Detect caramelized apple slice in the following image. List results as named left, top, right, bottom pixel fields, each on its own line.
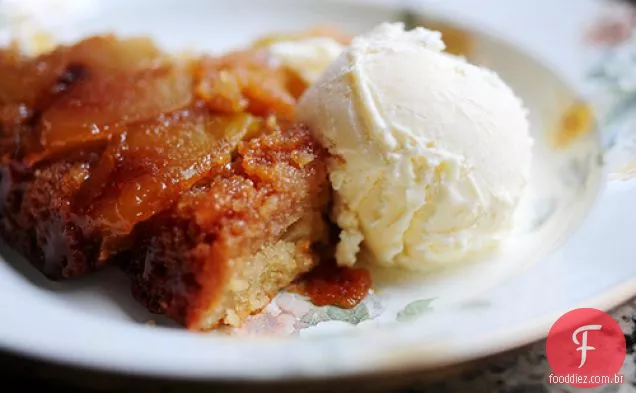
left=61, top=35, right=164, bottom=72
left=0, top=35, right=164, bottom=107
left=235, top=67, right=296, bottom=118
left=0, top=48, right=64, bottom=106
left=195, top=52, right=296, bottom=119
left=82, top=110, right=261, bottom=238
left=195, top=70, right=247, bottom=114
left=38, top=64, right=193, bottom=155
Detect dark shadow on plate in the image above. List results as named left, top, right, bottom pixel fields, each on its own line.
left=0, top=241, right=179, bottom=329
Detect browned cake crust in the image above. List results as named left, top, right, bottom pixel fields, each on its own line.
left=0, top=35, right=331, bottom=329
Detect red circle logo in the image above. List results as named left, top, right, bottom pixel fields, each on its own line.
left=546, top=308, right=626, bottom=388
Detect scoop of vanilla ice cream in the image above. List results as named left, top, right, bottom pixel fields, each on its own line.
left=297, top=22, right=533, bottom=271
left=268, top=37, right=344, bottom=84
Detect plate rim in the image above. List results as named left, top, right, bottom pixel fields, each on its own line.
left=0, top=0, right=633, bottom=382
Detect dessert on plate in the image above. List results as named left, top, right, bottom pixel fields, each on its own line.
left=0, top=22, right=532, bottom=331
left=0, top=33, right=341, bottom=330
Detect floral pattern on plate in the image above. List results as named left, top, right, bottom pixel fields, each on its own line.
left=583, top=2, right=636, bottom=180
left=227, top=291, right=385, bottom=336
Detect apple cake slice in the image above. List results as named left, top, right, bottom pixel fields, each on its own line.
left=123, top=122, right=329, bottom=329
left=0, top=34, right=331, bottom=329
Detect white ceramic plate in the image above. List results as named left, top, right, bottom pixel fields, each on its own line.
left=1, top=0, right=636, bottom=382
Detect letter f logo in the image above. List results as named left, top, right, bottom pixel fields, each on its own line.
left=572, top=324, right=603, bottom=368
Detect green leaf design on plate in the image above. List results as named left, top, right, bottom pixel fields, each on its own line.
left=605, top=94, right=636, bottom=126
left=326, top=304, right=370, bottom=325
left=587, top=65, right=607, bottom=80
left=300, top=303, right=371, bottom=327
left=396, top=299, right=435, bottom=322
left=325, top=306, right=351, bottom=322
left=299, top=308, right=331, bottom=327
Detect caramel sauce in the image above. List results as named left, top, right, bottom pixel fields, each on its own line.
left=552, top=101, right=594, bottom=148
left=291, top=260, right=372, bottom=309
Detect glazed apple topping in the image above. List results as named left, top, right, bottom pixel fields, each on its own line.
left=0, top=34, right=310, bottom=254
